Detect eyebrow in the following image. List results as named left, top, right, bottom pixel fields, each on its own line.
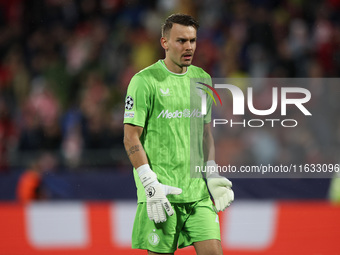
left=176, top=37, right=197, bottom=41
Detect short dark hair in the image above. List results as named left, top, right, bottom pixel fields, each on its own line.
left=161, top=14, right=199, bottom=37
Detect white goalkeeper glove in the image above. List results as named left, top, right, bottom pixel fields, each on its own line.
left=137, top=164, right=182, bottom=223
left=206, top=160, right=234, bottom=212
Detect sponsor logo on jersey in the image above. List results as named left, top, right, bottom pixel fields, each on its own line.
left=160, top=88, right=170, bottom=96
left=124, top=112, right=134, bottom=118
left=157, top=109, right=202, bottom=119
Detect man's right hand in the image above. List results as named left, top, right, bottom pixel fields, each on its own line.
left=137, top=164, right=182, bottom=223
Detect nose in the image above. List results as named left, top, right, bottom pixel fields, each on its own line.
left=185, top=41, right=192, bottom=50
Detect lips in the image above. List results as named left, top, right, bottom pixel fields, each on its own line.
left=183, top=53, right=192, bottom=60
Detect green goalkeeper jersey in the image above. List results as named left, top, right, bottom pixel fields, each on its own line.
left=124, top=60, right=213, bottom=203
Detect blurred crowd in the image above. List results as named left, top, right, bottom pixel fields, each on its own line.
left=0, top=0, right=340, bottom=173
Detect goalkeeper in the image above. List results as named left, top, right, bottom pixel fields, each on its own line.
left=123, top=13, right=234, bottom=255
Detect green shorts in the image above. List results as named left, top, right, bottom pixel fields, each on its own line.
left=131, top=197, right=221, bottom=253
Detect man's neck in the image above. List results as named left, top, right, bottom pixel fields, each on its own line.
left=163, top=58, right=187, bottom=74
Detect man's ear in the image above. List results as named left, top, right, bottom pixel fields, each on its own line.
left=160, top=37, right=168, bottom=51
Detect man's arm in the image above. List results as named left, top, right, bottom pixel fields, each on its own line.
left=123, top=123, right=182, bottom=223
left=203, top=123, right=234, bottom=212
left=123, top=123, right=148, bottom=169
left=203, top=123, right=215, bottom=162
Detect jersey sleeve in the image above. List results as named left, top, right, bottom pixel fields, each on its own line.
left=123, top=74, right=151, bottom=127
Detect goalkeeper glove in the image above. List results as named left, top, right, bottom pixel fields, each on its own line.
left=329, top=172, right=340, bottom=204
left=137, top=164, right=182, bottom=223
left=206, top=160, right=234, bottom=212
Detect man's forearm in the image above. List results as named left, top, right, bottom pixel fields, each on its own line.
left=124, top=139, right=149, bottom=169
left=123, top=124, right=149, bottom=169
left=203, top=124, right=215, bottom=162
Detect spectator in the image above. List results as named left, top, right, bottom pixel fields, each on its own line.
left=0, top=98, right=16, bottom=172
left=16, top=161, right=44, bottom=203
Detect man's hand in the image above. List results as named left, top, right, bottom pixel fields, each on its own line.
left=137, top=164, right=182, bottom=223
left=206, top=160, right=234, bottom=212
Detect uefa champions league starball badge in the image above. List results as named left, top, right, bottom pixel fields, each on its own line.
left=125, top=96, right=134, bottom=110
